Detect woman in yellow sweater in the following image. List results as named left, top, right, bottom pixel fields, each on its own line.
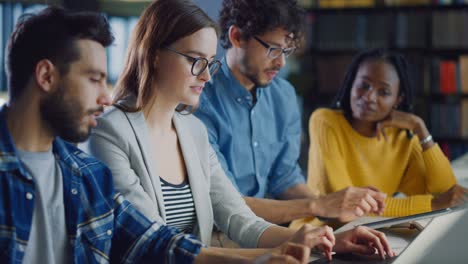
left=291, top=49, right=467, bottom=228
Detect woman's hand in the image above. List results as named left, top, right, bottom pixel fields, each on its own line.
left=288, top=224, right=335, bottom=260
left=334, top=226, right=395, bottom=260
left=432, top=184, right=468, bottom=210
left=376, top=110, right=428, bottom=140
left=254, top=242, right=311, bottom=264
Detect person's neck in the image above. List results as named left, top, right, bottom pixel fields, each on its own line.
left=226, top=49, right=255, bottom=92
left=349, top=117, right=377, bottom=137
left=143, top=95, right=177, bottom=136
left=6, top=95, right=54, bottom=152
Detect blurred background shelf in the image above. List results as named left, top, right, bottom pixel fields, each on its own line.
left=292, top=1, right=468, bottom=161
left=1, top=0, right=468, bottom=163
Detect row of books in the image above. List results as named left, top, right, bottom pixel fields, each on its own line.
left=309, top=54, right=468, bottom=97
left=432, top=11, right=468, bottom=48
left=440, top=142, right=468, bottom=161
left=309, top=11, right=468, bottom=50
left=430, top=101, right=468, bottom=138
left=432, top=57, right=468, bottom=94
left=313, top=14, right=387, bottom=50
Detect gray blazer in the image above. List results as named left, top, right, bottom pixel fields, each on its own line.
left=80, top=98, right=272, bottom=247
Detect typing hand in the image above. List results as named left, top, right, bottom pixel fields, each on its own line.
left=254, top=242, right=310, bottom=264
left=334, top=226, right=395, bottom=260
left=316, top=186, right=386, bottom=222
left=288, top=225, right=335, bottom=261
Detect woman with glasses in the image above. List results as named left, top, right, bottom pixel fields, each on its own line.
left=80, top=0, right=385, bottom=262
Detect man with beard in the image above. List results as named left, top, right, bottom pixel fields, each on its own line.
left=0, top=6, right=313, bottom=264
left=195, top=0, right=388, bottom=235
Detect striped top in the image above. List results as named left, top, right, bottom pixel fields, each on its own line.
left=160, top=177, right=197, bottom=234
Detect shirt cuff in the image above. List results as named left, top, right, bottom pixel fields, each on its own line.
left=383, top=195, right=433, bottom=217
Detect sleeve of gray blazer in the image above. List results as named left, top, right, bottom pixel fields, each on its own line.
left=79, top=114, right=163, bottom=223
left=207, top=143, right=274, bottom=248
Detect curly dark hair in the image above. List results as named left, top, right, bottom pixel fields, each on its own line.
left=332, top=49, right=414, bottom=138
left=219, top=0, right=305, bottom=49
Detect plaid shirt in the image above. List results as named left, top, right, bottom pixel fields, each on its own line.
left=0, top=106, right=203, bottom=264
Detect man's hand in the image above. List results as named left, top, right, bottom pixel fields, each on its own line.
left=432, top=184, right=468, bottom=211
left=334, top=226, right=395, bottom=260
left=313, top=187, right=386, bottom=222
left=253, top=242, right=310, bottom=264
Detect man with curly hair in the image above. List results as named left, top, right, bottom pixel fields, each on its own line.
left=195, top=0, right=387, bottom=230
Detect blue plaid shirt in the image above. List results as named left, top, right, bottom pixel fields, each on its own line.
left=195, top=58, right=305, bottom=198
left=0, top=106, right=203, bottom=264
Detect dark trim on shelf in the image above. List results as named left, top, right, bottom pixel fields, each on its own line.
left=307, top=4, right=468, bottom=14
left=306, top=48, right=468, bottom=56
left=434, top=137, right=468, bottom=143
left=420, top=94, right=468, bottom=100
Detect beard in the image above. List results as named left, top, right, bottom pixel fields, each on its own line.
left=40, top=84, right=92, bottom=143
left=241, top=55, right=279, bottom=88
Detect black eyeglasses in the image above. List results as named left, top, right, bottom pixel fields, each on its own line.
left=253, top=36, right=296, bottom=59
left=163, top=47, right=222, bottom=77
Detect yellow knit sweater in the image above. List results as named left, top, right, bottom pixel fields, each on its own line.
left=290, top=108, right=456, bottom=229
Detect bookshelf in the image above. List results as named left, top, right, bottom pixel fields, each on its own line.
left=292, top=2, right=468, bottom=160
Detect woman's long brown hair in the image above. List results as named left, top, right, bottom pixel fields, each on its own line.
left=113, top=0, right=218, bottom=112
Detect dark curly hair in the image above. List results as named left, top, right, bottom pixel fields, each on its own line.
left=219, top=0, right=305, bottom=49
left=332, top=49, right=414, bottom=138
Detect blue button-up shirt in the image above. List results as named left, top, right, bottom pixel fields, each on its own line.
left=195, top=58, right=305, bottom=198
left=0, top=106, right=202, bottom=264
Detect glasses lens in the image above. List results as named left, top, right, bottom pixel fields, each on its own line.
left=283, top=48, right=295, bottom=58
left=192, top=59, right=208, bottom=76
left=268, top=48, right=283, bottom=59
left=209, top=61, right=221, bottom=76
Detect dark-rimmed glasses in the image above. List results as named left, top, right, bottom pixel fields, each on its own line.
left=253, top=36, right=296, bottom=59
left=164, top=47, right=221, bottom=77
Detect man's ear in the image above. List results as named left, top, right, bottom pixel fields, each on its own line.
left=34, top=59, right=58, bottom=93
left=228, top=25, right=245, bottom=48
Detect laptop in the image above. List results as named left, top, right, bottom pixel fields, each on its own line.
left=393, top=208, right=468, bottom=264
left=310, top=207, right=468, bottom=264
left=359, top=204, right=466, bottom=230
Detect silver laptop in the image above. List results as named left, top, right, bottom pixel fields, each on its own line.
left=310, top=208, right=468, bottom=264
left=393, top=208, right=468, bottom=264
